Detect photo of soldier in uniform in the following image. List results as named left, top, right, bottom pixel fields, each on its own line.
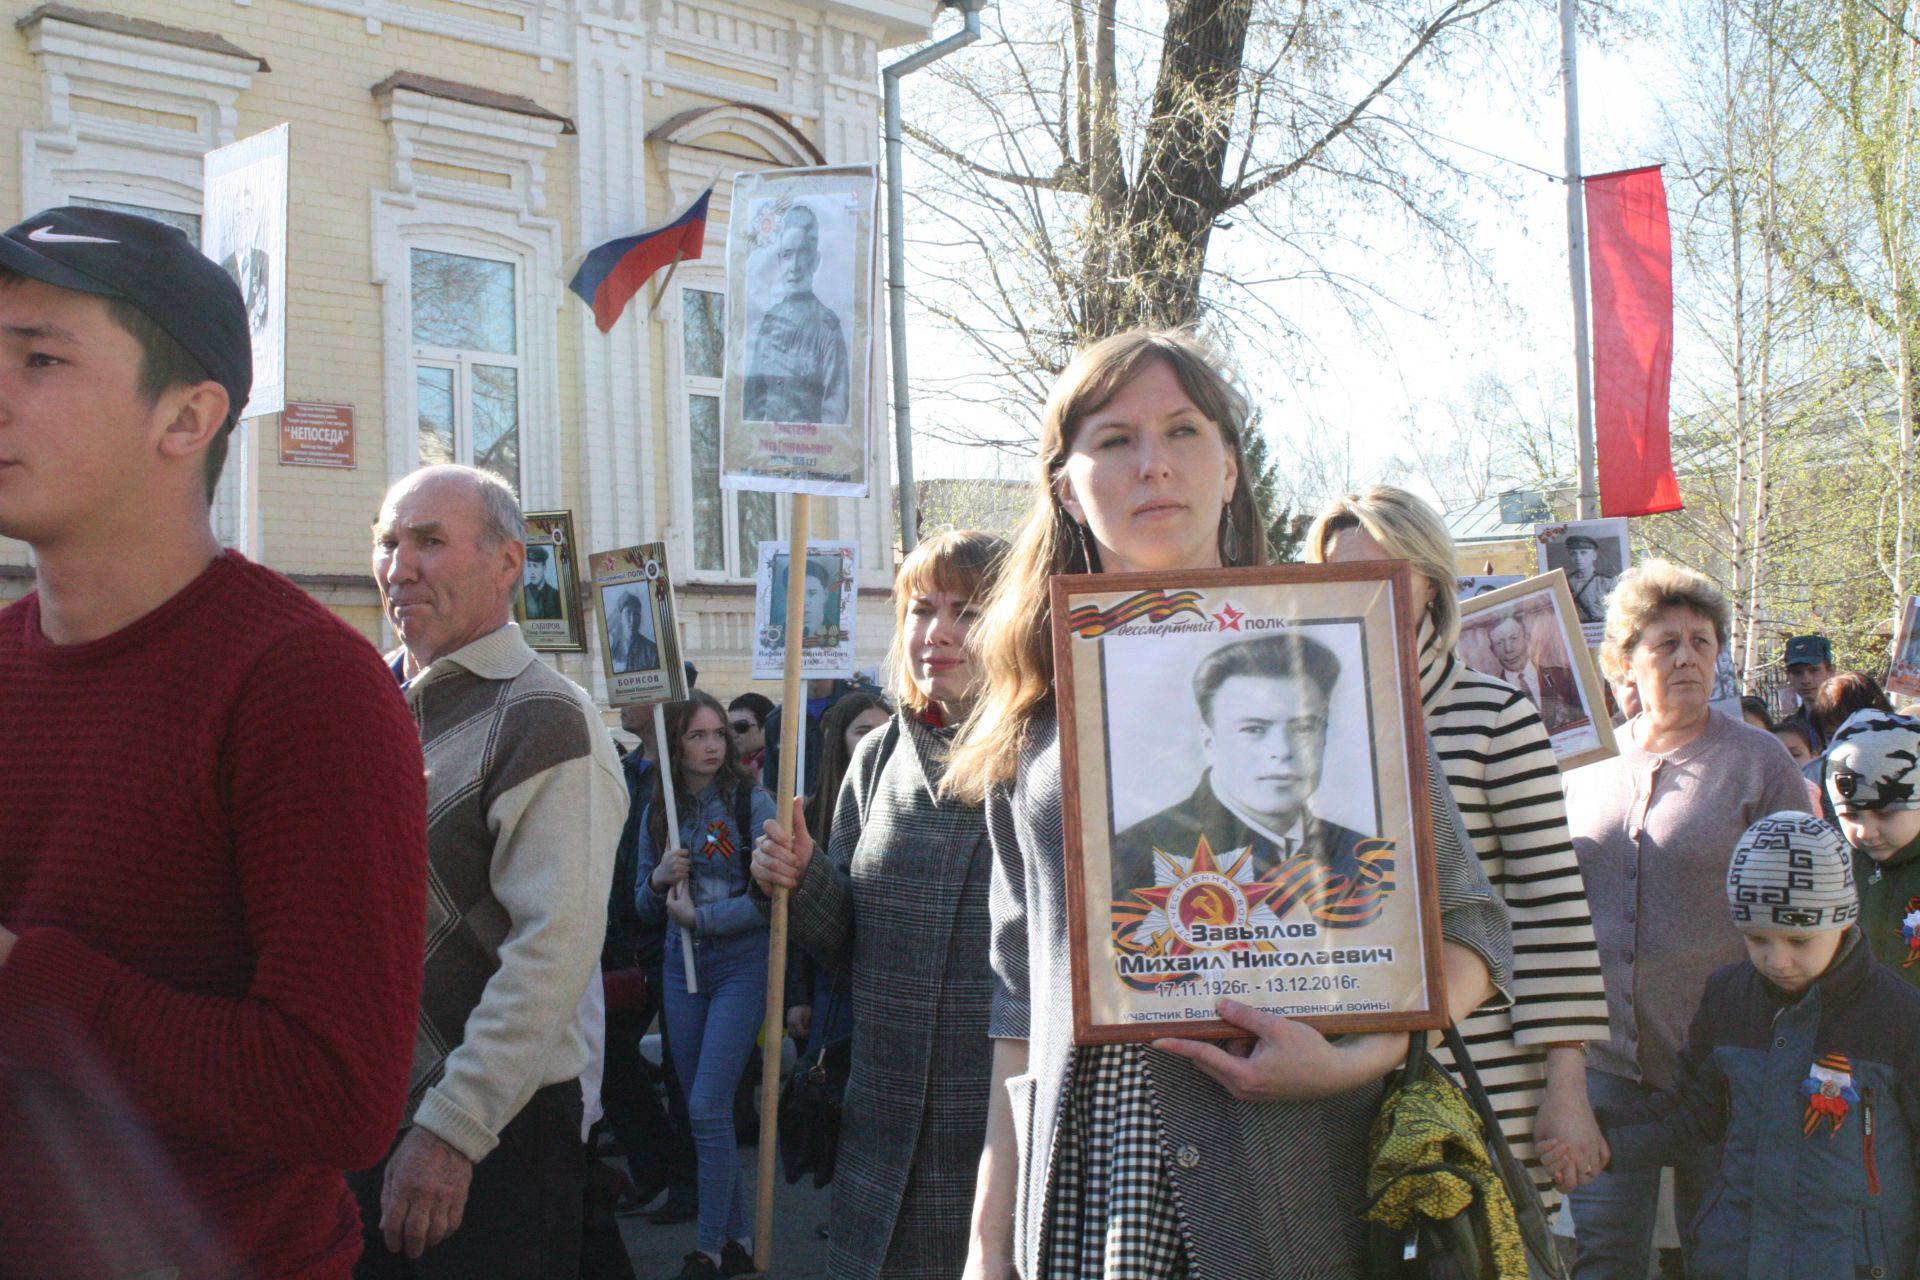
left=521, top=544, right=562, bottom=621
left=767, top=552, right=845, bottom=647
left=1536, top=519, right=1629, bottom=627
left=1111, top=631, right=1373, bottom=908
left=742, top=201, right=851, bottom=426
left=604, top=583, right=660, bottom=676
left=751, top=539, right=858, bottom=680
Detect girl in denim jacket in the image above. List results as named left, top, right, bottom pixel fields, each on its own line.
left=637, top=690, right=776, bottom=1280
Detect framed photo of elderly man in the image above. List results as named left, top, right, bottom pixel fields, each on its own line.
left=514, top=511, right=586, bottom=651
left=1053, top=563, right=1448, bottom=1045
left=720, top=165, right=878, bottom=498
left=1458, top=571, right=1619, bottom=771
left=590, top=542, right=688, bottom=707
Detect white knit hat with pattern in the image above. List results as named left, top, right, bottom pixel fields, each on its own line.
left=1726, top=812, right=1859, bottom=935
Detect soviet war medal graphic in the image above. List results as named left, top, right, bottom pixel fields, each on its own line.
left=1110, top=833, right=1397, bottom=991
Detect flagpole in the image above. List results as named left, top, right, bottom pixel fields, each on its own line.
left=755, top=491, right=810, bottom=1272
left=647, top=251, right=686, bottom=320
left=1562, top=0, right=1599, bottom=521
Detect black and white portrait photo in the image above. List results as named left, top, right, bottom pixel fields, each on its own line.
left=604, top=583, right=660, bottom=676
left=1459, top=572, right=1618, bottom=770
left=1536, top=519, right=1629, bottom=629
left=722, top=166, right=878, bottom=497
left=1053, top=566, right=1447, bottom=1043
left=741, top=200, right=851, bottom=427
left=521, top=544, right=562, bottom=621
left=1108, top=629, right=1377, bottom=907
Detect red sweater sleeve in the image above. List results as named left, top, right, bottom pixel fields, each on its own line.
left=0, top=623, right=428, bottom=1171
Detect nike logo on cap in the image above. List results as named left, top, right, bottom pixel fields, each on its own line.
left=26, top=226, right=119, bottom=244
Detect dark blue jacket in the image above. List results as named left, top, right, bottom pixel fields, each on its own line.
left=1599, top=931, right=1920, bottom=1280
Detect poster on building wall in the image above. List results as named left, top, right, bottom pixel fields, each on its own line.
left=720, top=165, right=878, bottom=498
left=591, top=542, right=689, bottom=707
left=203, top=124, right=288, bottom=420
left=752, top=540, right=857, bottom=680
left=516, top=511, right=587, bottom=652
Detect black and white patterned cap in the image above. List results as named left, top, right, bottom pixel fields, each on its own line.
left=1727, top=812, right=1859, bottom=935
left=1826, top=710, right=1920, bottom=813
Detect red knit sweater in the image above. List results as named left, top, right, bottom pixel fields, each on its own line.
left=0, top=552, right=428, bottom=1279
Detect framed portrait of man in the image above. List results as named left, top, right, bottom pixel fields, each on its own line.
left=590, top=543, right=687, bottom=707
left=514, top=511, right=586, bottom=651
left=1054, top=563, right=1447, bottom=1044
left=1890, top=597, right=1920, bottom=698
left=1458, top=571, right=1619, bottom=771
left=1534, top=518, right=1630, bottom=644
left=721, top=165, right=878, bottom=498
left=752, top=540, right=857, bottom=680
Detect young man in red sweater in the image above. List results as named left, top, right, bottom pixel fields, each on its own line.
left=0, top=207, right=429, bottom=1277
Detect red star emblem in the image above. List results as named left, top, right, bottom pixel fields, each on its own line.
left=1213, top=602, right=1245, bottom=631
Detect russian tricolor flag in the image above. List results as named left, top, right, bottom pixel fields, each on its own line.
left=568, top=187, right=712, bottom=333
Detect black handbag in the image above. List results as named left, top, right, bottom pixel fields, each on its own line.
left=1365, top=1024, right=1570, bottom=1280
left=777, top=983, right=850, bottom=1188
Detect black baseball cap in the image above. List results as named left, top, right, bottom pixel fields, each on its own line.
left=1784, top=634, right=1833, bottom=668
left=0, top=206, right=252, bottom=425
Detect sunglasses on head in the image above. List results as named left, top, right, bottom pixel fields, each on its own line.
left=730, top=719, right=756, bottom=733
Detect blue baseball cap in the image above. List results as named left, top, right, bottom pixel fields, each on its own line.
left=0, top=205, right=252, bottom=427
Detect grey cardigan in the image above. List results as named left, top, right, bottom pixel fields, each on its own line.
left=786, top=714, right=996, bottom=1280
left=987, top=712, right=1513, bottom=1280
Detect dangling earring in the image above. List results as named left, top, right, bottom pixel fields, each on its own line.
left=1220, top=506, right=1237, bottom=566
left=1075, top=520, right=1096, bottom=573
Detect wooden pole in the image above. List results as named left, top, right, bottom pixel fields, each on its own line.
left=653, top=700, right=697, bottom=994
left=755, top=491, right=810, bottom=1271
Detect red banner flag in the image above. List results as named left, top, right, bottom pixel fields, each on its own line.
left=1585, top=165, right=1681, bottom=518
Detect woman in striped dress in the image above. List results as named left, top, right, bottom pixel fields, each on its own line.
left=1308, top=485, right=1611, bottom=1205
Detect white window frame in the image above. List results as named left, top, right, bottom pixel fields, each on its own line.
left=407, top=244, right=527, bottom=491
left=665, top=270, right=786, bottom=584
left=372, top=86, right=564, bottom=505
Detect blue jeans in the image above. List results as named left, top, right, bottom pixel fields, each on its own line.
left=663, top=928, right=769, bottom=1255
left=1569, top=1069, right=1716, bottom=1280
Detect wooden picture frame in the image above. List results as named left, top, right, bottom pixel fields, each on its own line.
left=516, top=511, right=586, bottom=652
left=1053, top=562, right=1447, bottom=1045
left=589, top=542, right=687, bottom=707
left=1458, top=570, right=1620, bottom=772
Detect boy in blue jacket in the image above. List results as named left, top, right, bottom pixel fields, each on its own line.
left=1543, top=812, right=1920, bottom=1280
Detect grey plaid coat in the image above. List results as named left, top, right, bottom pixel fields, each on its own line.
left=989, top=712, right=1514, bottom=1280
left=787, top=713, right=995, bottom=1280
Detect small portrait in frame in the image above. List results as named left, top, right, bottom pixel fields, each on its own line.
left=1459, top=570, right=1619, bottom=771
left=515, top=511, right=586, bottom=651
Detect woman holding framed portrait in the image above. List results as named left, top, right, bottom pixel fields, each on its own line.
left=1305, top=486, right=1611, bottom=1208
left=942, top=330, right=1514, bottom=1280
left=752, top=530, right=1009, bottom=1280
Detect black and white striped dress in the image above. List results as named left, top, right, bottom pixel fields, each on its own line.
left=1420, top=624, right=1610, bottom=1205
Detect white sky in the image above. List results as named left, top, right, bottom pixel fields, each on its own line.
left=894, top=11, right=1680, bottom=504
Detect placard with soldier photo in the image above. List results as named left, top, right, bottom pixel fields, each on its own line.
left=203, top=124, right=288, bottom=420
left=590, top=543, right=688, bottom=707
left=752, top=540, right=857, bottom=680
left=515, top=511, right=585, bottom=651
left=1891, top=597, right=1920, bottom=698
left=720, top=165, right=878, bottom=498
left=1535, top=518, right=1630, bottom=645
left=1054, top=563, right=1446, bottom=1044
left=1458, top=571, right=1618, bottom=771
left=1456, top=574, right=1522, bottom=601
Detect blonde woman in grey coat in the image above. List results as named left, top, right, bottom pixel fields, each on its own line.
left=752, top=530, right=1007, bottom=1280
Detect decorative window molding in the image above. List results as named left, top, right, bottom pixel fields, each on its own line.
left=286, top=0, right=572, bottom=70
left=371, top=75, right=565, bottom=507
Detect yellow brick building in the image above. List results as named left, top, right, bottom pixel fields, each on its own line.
left=0, top=0, right=936, bottom=703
